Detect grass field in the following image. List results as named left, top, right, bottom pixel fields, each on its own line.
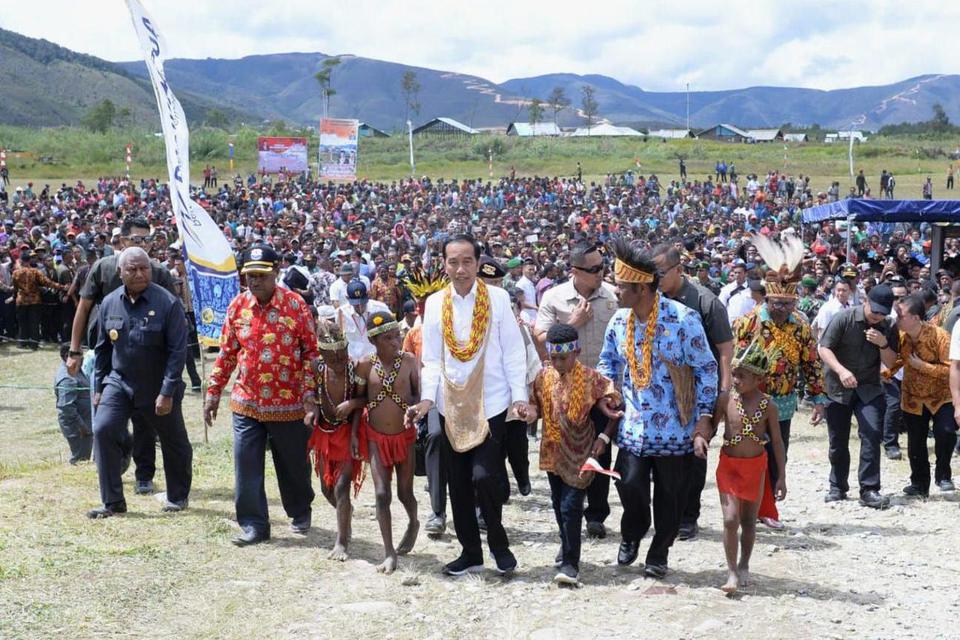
left=4, top=342, right=960, bottom=639
left=2, top=125, right=960, bottom=196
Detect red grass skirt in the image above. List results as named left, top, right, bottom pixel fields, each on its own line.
left=365, top=420, right=416, bottom=468
left=716, top=449, right=780, bottom=520
left=307, top=420, right=368, bottom=497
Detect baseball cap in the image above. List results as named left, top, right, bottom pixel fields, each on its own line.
left=346, top=280, right=368, bottom=305
left=867, top=284, right=895, bottom=316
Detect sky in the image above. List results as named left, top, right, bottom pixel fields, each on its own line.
left=1, top=0, right=957, bottom=92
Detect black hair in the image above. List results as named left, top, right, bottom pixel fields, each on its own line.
left=650, top=243, right=681, bottom=264
left=918, top=284, right=938, bottom=305
left=569, top=241, right=598, bottom=266
left=610, top=236, right=659, bottom=290
left=365, top=310, right=397, bottom=331
left=546, top=323, right=579, bottom=345
left=442, top=233, right=481, bottom=260
left=59, top=342, right=71, bottom=361
left=899, top=293, right=926, bottom=318
left=120, top=216, right=150, bottom=235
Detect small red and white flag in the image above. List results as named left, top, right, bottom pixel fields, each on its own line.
left=580, top=457, right=621, bottom=481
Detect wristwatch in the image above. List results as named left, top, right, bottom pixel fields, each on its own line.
left=68, top=350, right=83, bottom=357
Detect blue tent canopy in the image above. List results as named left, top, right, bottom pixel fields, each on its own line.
left=802, top=199, right=960, bottom=224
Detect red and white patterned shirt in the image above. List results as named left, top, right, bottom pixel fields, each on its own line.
left=207, top=287, right=318, bottom=422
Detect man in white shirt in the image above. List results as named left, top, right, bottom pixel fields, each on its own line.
left=408, top=234, right=530, bottom=577
left=727, top=279, right=764, bottom=325
left=515, top=258, right=539, bottom=325
left=329, top=262, right=370, bottom=308
left=337, top=280, right=389, bottom=361
left=718, top=260, right=748, bottom=307
left=812, top=280, right=852, bottom=341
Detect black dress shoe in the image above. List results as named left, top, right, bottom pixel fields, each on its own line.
left=617, top=540, right=640, bottom=566
left=517, top=480, right=532, bottom=496
left=291, top=513, right=311, bottom=535
left=87, top=503, right=127, bottom=519
left=586, top=521, right=606, bottom=539
left=232, top=528, right=270, bottom=546
left=677, top=521, right=699, bottom=541
left=902, top=484, right=929, bottom=498
left=859, top=490, right=890, bottom=509
left=824, top=488, right=846, bottom=503
left=643, top=563, right=668, bottom=579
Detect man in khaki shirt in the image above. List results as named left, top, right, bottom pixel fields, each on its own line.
left=535, top=241, right=618, bottom=538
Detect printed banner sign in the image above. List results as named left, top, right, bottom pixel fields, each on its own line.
left=126, top=0, right=239, bottom=347
left=319, top=118, right=359, bottom=180
left=257, top=136, right=308, bottom=174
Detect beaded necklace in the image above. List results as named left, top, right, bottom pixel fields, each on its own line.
left=318, top=360, right=354, bottom=429
left=723, top=394, right=768, bottom=447
left=368, top=352, right=408, bottom=412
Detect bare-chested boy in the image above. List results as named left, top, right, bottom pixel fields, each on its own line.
left=694, top=340, right=786, bottom=594
left=355, top=311, right=420, bottom=574
left=307, top=320, right=368, bottom=561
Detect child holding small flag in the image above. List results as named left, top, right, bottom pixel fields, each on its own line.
left=523, top=323, right=622, bottom=585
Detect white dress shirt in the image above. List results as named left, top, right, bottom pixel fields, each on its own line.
left=515, top=275, right=538, bottom=325
left=719, top=279, right=747, bottom=307
left=726, top=289, right=756, bottom=325
left=329, top=275, right=370, bottom=307
left=337, top=299, right=390, bottom=361
left=812, top=297, right=848, bottom=338
left=421, top=281, right=528, bottom=419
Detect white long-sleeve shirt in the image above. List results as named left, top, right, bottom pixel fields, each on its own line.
left=420, top=281, right=528, bottom=419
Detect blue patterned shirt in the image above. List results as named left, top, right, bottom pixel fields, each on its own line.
left=598, top=297, right=718, bottom=457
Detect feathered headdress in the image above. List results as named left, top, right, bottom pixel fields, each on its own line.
left=750, top=233, right=805, bottom=299
left=731, top=335, right=769, bottom=376
left=403, top=264, right=449, bottom=304
left=317, top=319, right=347, bottom=352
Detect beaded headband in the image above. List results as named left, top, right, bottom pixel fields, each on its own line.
left=731, top=336, right=768, bottom=376
left=367, top=319, right=400, bottom=338
left=546, top=340, right=580, bottom=354
left=614, top=258, right=655, bottom=284
left=318, top=339, right=348, bottom=351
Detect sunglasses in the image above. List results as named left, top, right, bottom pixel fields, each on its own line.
left=125, top=235, right=153, bottom=245
left=768, top=299, right=796, bottom=309
left=573, top=264, right=604, bottom=275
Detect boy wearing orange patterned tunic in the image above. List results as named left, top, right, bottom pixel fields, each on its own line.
left=307, top=320, right=368, bottom=561
left=523, top=323, right=622, bottom=585
left=356, top=311, right=420, bottom=574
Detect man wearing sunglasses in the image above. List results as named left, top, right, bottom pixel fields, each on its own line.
left=66, top=215, right=180, bottom=496
left=535, top=241, right=619, bottom=538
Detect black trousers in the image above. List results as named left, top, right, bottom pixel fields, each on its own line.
left=184, top=311, right=202, bottom=387
left=15, top=303, right=40, bottom=349
left=503, top=419, right=529, bottom=492
left=93, top=383, right=192, bottom=507
left=825, top=395, right=884, bottom=495
left=440, top=410, right=510, bottom=561
left=548, top=472, right=586, bottom=571
left=584, top=406, right=611, bottom=525
left=882, top=379, right=903, bottom=451
left=232, top=413, right=314, bottom=535
left=424, top=408, right=447, bottom=516
left=614, top=449, right=688, bottom=566
left=903, top=404, right=957, bottom=492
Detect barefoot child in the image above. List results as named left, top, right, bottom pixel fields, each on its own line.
left=356, top=311, right=420, bottom=574
left=694, top=340, right=786, bottom=594
left=524, top=323, right=623, bottom=586
left=307, top=320, right=368, bottom=561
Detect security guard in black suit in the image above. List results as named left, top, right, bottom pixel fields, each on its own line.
left=88, top=247, right=193, bottom=518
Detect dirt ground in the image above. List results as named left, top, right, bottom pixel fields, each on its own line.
left=2, top=344, right=959, bottom=639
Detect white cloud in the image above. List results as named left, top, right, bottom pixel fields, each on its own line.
left=0, top=0, right=955, bottom=92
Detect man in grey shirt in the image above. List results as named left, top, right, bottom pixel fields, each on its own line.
left=818, top=284, right=898, bottom=509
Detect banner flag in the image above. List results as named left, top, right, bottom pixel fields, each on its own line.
left=257, top=136, right=308, bottom=174
left=126, top=0, right=239, bottom=347
left=319, top=118, right=359, bottom=180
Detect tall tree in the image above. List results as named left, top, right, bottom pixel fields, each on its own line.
left=400, top=70, right=422, bottom=126
left=81, top=99, right=117, bottom=134
left=932, top=103, right=951, bottom=133
left=547, top=87, right=570, bottom=126
left=528, top=98, right=544, bottom=127
left=580, top=85, right=599, bottom=133
left=314, top=56, right=342, bottom=119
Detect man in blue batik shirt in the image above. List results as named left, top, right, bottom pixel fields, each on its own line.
left=598, top=239, right=718, bottom=579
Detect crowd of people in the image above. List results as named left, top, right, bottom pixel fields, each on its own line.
left=3, top=162, right=960, bottom=590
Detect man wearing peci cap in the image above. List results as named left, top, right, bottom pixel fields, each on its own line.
left=205, top=245, right=320, bottom=546
left=818, top=284, right=899, bottom=509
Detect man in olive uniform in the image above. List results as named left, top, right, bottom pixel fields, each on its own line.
left=87, top=247, right=192, bottom=518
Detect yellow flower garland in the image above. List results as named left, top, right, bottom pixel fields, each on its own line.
left=625, top=293, right=660, bottom=390
left=442, top=279, right=491, bottom=362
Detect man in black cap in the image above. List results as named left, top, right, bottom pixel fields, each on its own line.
left=478, top=255, right=507, bottom=287
left=205, top=244, right=319, bottom=545
left=337, top=280, right=389, bottom=361
left=818, top=284, right=899, bottom=509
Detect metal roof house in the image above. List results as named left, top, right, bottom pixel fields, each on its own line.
left=784, top=133, right=809, bottom=143
left=568, top=123, right=644, bottom=137
left=696, top=123, right=750, bottom=142
left=411, top=117, right=479, bottom=137
left=358, top=122, right=390, bottom=138
left=506, top=122, right=562, bottom=137
left=745, top=128, right=784, bottom=142
left=648, top=128, right=694, bottom=139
